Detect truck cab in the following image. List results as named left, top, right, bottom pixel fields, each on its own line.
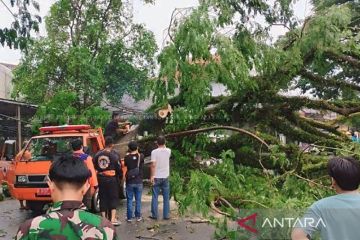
left=6, top=125, right=107, bottom=212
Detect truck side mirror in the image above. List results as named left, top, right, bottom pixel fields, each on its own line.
left=4, top=142, right=15, bottom=161
left=5, top=153, right=14, bottom=161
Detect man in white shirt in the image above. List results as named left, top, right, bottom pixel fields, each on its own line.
left=149, top=136, right=171, bottom=220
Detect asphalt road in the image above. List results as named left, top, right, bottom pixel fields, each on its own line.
left=0, top=192, right=215, bottom=240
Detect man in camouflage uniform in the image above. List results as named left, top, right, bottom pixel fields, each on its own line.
left=15, top=154, right=118, bottom=240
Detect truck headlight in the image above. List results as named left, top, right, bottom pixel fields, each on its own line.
left=17, top=175, right=27, bottom=183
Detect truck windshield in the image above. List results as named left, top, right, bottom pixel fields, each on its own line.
left=23, top=137, right=82, bottom=161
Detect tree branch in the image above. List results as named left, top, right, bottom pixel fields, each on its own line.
left=277, top=95, right=360, bottom=116
left=286, top=112, right=342, bottom=142
left=270, top=116, right=340, bottom=147
left=218, top=197, right=237, bottom=212
left=326, top=50, right=360, bottom=69
left=292, top=173, right=331, bottom=189
left=138, top=126, right=269, bottom=148
left=299, top=116, right=347, bottom=139
left=210, top=201, right=231, bottom=216
left=300, top=68, right=360, bottom=92
left=164, top=126, right=269, bottom=148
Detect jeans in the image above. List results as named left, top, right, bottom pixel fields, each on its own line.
left=126, top=183, right=143, bottom=219
left=151, top=178, right=170, bottom=219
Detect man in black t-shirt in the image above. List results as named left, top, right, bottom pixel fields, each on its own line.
left=104, top=113, right=129, bottom=140
left=93, top=137, right=123, bottom=226
left=124, top=141, right=144, bottom=222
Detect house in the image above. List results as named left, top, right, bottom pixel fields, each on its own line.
left=0, top=63, right=16, bottom=99
left=0, top=63, right=37, bottom=150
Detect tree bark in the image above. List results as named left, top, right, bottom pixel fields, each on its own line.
left=139, top=126, right=270, bottom=148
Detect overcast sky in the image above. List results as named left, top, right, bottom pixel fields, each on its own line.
left=0, top=0, right=311, bottom=64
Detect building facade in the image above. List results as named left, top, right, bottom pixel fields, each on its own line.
left=0, top=63, right=16, bottom=99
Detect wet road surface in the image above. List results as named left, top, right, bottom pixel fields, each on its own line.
left=0, top=192, right=215, bottom=240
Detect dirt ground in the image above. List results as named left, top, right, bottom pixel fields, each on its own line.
left=0, top=190, right=215, bottom=240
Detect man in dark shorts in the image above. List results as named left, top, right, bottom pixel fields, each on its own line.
left=104, top=112, right=129, bottom=140
left=93, top=136, right=123, bottom=226
left=15, top=154, right=118, bottom=239
left=124, top=141, right=144, bottom=222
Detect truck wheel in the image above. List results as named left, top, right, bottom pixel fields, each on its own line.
left=119, top=179, right=126, bottom=199
left=26, top=201, right=47, bottom=213
left=92, top=188, right=100, bottom=213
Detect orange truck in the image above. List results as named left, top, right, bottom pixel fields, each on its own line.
left=1, top=125, right=126, bottom=212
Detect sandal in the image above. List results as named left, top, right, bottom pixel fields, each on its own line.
left=112, top=221, right=121, bottom=226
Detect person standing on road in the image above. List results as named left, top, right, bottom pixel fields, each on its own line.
left=93, top=136, right=123, bottom=226
left=292, top=156, right=360, bottom=240
left=71, top=139, right=98, bottom=210
left=124, top=141, right=144, bottom=222
left=15, top=154, right=118, bottom=240
left=149, top=136, right=171, bottom=220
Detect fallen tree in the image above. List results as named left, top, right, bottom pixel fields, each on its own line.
left=150, top=0, right=360, bottom=169
left=147, top=0, right=360, bottom=238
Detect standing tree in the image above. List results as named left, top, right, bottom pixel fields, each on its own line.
left=12, top=0, right=157, bottom=126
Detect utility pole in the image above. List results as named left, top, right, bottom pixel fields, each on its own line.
left=16, top=105, right=21, bottom=152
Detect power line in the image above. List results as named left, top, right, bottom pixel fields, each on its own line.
left=0, top=113, right=31, bottom=124
left=0, top=0, right=17, bottom=19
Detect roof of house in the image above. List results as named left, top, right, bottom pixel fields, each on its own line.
left=0, top=63, right=17, bottom=71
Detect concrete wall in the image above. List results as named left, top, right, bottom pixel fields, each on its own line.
left=0, top=64, right=13, bottom=99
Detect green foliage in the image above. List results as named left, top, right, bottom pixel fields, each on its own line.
left=269, top=145, right=290, bottom=169
left=165, top=108, right=199, bottom=132
left=177, top=170, right=222, bottom=216
left=199, top=0, right=295, bottom=29
left=12, top=0, right=157, bottom=109
left=33, top=91, right=78, bottom=129
left=171, top=147, right=333, bottom=239
left=154, top=6, right=262, bottom=125
left=1, top=182, right=10, bottom=198
left=32, top=91, right=110, bottom=132
left=298, top=4, right=352, bottom=54
left=170, top=149, right=193, bottom=173
left=0, top=0, right=41, bottom=50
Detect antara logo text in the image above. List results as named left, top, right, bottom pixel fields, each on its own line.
left=237, top=213, right=326, bottom=233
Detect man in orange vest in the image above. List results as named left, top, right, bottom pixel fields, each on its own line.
left=71, top=139, right=98, bottom=210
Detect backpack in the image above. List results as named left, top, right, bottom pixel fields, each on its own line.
left=126, top=153, right=141, bottom=180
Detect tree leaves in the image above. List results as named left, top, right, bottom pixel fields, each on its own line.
left=0, top=0, right=41, bottom=50
left=13, top=0, right=157, bottom=108
left=155, top=2, right=360, bottom=239
left=32, top=91, right=110, bottom=131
